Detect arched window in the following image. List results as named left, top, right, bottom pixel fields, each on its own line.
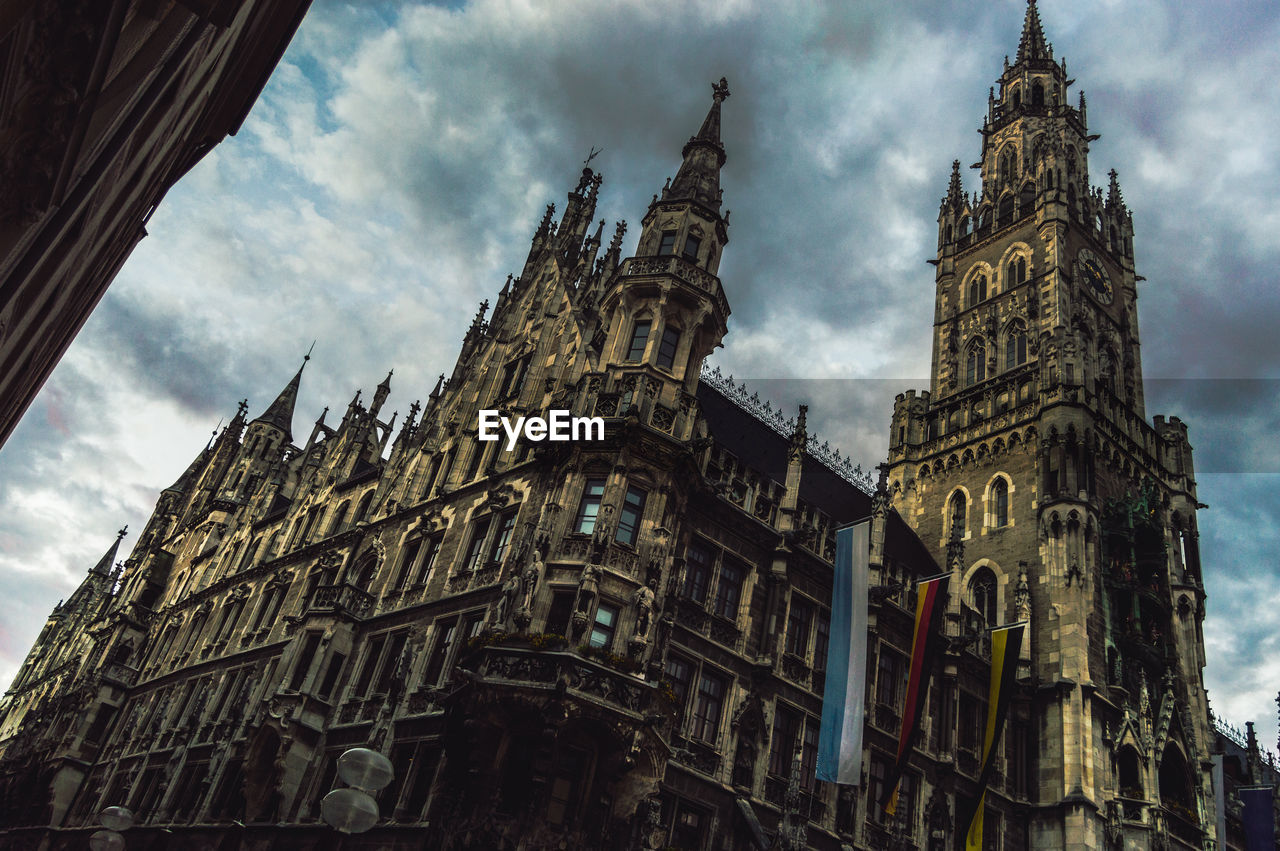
left=1019, top=181, right=1036, bottom=213
left=998, top=194, right=1014, bottom=226
left=949, top=491, right=967, bottom=539
left=1032, top=82, right=1045, bottom=108
left=1006, top=323, right=1027, bottom=369
left=968, top=275, right=987, bottom=307
left=328, top=501, right=350, bottom=536
left=966, top=339, right=987, bottom=386
left=968, top=567, right=998, bottom=623
left=991, top=478, right=1009, bottom=527
left=354, top=491, right=375, bottom=525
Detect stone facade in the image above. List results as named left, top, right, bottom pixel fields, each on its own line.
left=885, top=4, right=1214, bottom=850
left=0, top=0, right=314, bottom=450
left=0, top=4, right=1220, bottom=851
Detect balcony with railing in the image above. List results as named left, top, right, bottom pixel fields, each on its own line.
left=308, top=583, right=374, bottom=619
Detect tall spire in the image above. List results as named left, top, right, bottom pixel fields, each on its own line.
left=89, top=527, right=128, bottom=576
left=254, top=352, right=309, bottom=441
left=1016, top=0, right=1049, bottom=64
left=665, top=77, right=730, bottom=210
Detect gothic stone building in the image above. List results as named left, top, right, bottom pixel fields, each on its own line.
left=0, top=4, right=1217, bottom=851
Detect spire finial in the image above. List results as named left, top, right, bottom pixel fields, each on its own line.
left=584, top=146, right=601, bottom=167
left=117, top=526, right=128, bottom=541
left=712, top=76, right=730, bottom=103
left=1016, top=0, right=1049, bottom=64
left=305, top=340, right=315, bottom=363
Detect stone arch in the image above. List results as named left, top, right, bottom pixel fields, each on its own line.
left=945, top=486, right=972, bottom=541
left=962, top=559, right=1005, bottom=625
left=984, top=473, right=1014, bottom=529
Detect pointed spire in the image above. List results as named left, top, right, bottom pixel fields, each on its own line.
left=666, top=77, right=730, bottom=210
left=254, top=353, right=310, bottom=441
left=90, top=527, right=127, bottom=576
left=371, top=369, right=393, bottom=418
left=1107, top=169, right=1125, bottom=208
left=430, top=374, right=445, bottom=400
left=1016, top=0, right=1049, bottom=64
left=946, top=159, right=964, bottom=208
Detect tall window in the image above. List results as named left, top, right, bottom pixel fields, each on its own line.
left=683, top=543, right=712, bottom=603
left=768, top=705, right=800, bottom=776
left=656, top=326, right=681, bottom=370
left=354, top=490, right=375, bottom=524
left=1005, top=324, right=1027, bottom=369
left=392, top=538, right=423, bottom=591
left=615, top=485, right=646, bottom=546
left=992, top=478, right=1010, bottom=528
left=876, top=646, right=904, bottom=709
left=422, top=621, right=457, bottom=687
left=574, top=479, right=606, bottom=534
left=665, top=656, right=694, bottom=726
left=968, top=275, right=987, bottom=307
left=498, top=355, right=530, bottom=399
left=589, top=602, right=619, bottom=650
left=488, top=510, right=518, bottom=564
left=413, top=536, right=442, bottom=586
left=464, top=517, right=493, bottom=571
left=966, top=339, right=987, bottom=385
left=969, top=567, right=998, bottom=624
left=949, top=491, right=967, bottom=538
left=711, top=560, right=743, bottom=620
left=657, top=231, right=676, bottom=255
left=682, top=233, right=701, bottom=261
left=1007, top=255, right=1027, bottom=286
left=689, top=671, right=726, bottom=743
left=626, top=320, right=651, bottom=361
left=813, top=612, right=830, bottom=672
left=785, top=598, right=813, bottom=657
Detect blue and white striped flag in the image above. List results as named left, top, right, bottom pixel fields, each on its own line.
left=816, top=520, right=870, bottom=784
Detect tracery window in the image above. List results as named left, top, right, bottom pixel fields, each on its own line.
left=966, top=339, right=987, bottom=386
left=969, top=566, right=998, bottom=624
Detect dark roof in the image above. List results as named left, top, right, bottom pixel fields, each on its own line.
left=696, top=380, right=938, bottom=573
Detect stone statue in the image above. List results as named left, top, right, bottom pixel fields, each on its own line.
left=632, top=579, right=656, bottom=638
left=496, top=573, right=521, bottom=626
left=521, top=550, right=544, bottom=610
left=576, top=565, right=600, bottom=614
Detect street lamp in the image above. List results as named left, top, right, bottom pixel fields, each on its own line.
left=320, top=747, right=394, bottom=834
left=89, top=805, right=134, bottom=849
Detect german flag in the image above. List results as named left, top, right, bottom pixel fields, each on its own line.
left=880, top=573, right=949, bottom=815
left=958, top=622, right=1026, bottom=851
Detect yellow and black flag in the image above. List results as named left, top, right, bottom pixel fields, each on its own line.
left=957, top=622, right=1025, bottom=851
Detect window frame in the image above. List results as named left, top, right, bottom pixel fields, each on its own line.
left=588, top=601, right=620, bottom=650
left=574, top=478, right=606, bottom=535
left=626, top=319, right=651, bottom=361
left=614, top=485, right=647, bottom=547
left=656, top=325, right=681, bottom=370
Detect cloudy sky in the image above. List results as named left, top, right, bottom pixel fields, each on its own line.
left=3, top=0, right=1280, bottom=751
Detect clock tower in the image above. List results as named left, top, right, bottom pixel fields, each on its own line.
left=886, top=2, right=1214, bottom=848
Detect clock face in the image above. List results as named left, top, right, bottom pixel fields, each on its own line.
left=1076, top=250, right=1113, bottom=305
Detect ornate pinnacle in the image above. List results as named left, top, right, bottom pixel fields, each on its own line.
left=712, top=76, right=730, bottom=103
left=947, top=159, right=964, bottom=207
